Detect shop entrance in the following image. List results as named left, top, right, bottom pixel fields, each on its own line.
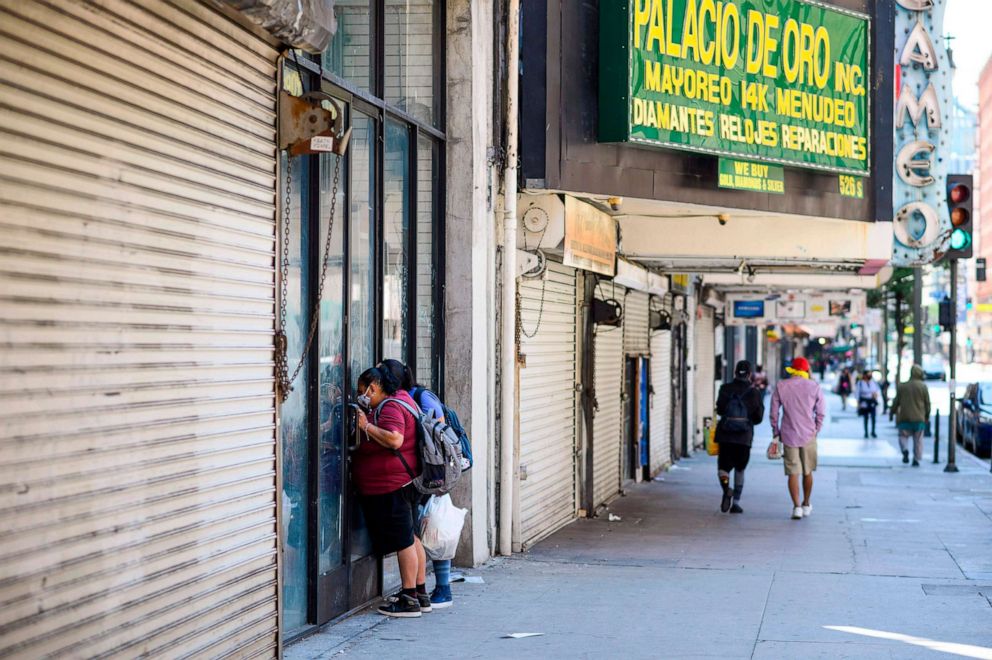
left=623, top=357, right=650, bottom=483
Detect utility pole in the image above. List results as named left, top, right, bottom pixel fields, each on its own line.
left=946, top=259, right=959, bottom=473
left=913, top=267, right=924, bottom=366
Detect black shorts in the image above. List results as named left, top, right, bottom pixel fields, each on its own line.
left=718, top=442, right=751, bottom=473
left=359, top=483, right=420, bottom=556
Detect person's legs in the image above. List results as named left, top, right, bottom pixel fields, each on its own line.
left=899, top=428, right=910, bottom=463
left=717, top=450, right=733, bottom=512
left=913, top=430, right=924, bottom=464
left=870, top=409, right=877, bottom=437
left=788, top=474, right=801, bottom=507
left=863, top=410, right=869, bottom=437
left=802, top=473, right=813, bottom=506
left=414, top=536, right=427, bottom=587
left=397, top=543, right=418, bottom=589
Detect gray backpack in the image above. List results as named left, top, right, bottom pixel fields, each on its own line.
left=374, top=398, right=463, bottom=495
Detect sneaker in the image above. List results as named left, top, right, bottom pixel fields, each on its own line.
left=792, top=506, right=803, bottom=520
left=871, top=432, right=878, bottom=439
left=902, top=450, right=909, bottom=464
left=721, top=488, right=733, bottom=513
left=417, top=592, right=433, bottom=613
left=377, top=594, right=422, bottom=618
left=912, top=459, right=920, bottom=467
left=430, top=585, right=453, bottom=609
left=802, top=504, right=812, bottom=517
left=730, top=503, right=744, bottom=514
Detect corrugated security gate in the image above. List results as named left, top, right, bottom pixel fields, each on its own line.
left=517, top=263, right=579, bottom=547
left=592, top=289, right=625, bottom=509
left=623, top=290, right=650, bottom=355
left=649, top=329, right=673, bottom=476
left=0, top=2, right=280, bottom=657
left=693, top=306, right=717, bottom=451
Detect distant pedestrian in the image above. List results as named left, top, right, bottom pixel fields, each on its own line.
left=751, top=364, right=769, bottom=399
left=769, top=357, right=826, bottom=520
left=835, top=368, right=853, bottom=411
left=890, top=365, right=931, bottom=467
left=715, top=361, right=765, bottom=514
left=818, top=359, right=827, bottom=381
left=855, top=371, right=880, bottom=439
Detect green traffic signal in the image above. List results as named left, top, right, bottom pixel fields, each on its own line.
left=950, top=228, right=971, bottom=251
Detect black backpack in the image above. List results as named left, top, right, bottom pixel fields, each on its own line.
left=722, top=391, right=752, bottom=434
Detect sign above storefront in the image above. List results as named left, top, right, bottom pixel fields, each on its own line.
left=563, top=197, right=617, bottom=276
left=718, top=158, right=784, bottom=194
left=725, top=292, right=866, bottom=326
left=599, top=0, right=870, bottom=175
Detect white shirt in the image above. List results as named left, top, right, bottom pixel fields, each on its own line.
left=855, top=380, right=881, bottom=400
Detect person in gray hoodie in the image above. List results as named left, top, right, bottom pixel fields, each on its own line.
left=890, top=365, right=931, bottom=467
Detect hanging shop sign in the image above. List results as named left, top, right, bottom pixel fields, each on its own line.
left=890, top=0, right=953, bottom=266
left=563, top=196, right=617, bottom=276
left=718, top=158, right=784, bottom=193
left=725, top=292, right=866, bottom=325
left=599, top=0, right=870, bottom=175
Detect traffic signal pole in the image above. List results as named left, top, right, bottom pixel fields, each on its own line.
left=946, top=258, right=959, bottom=473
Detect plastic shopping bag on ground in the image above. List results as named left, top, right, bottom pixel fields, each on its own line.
left=419, top=493, right=467, bottom=561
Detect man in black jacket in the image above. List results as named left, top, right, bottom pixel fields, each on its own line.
left=715, top=360, right=765, bottom=513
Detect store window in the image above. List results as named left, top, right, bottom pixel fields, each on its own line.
left=384, top=0, right=438, bottom=125
left=279, top=0, right=445, bottom=636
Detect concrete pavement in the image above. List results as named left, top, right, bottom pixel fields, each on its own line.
left=288, top=385, right=992, bottom=659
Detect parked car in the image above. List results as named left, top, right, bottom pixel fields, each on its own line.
left=957, top=383, right=992, bottom=458
left=921, top=355, right=947, bottom=381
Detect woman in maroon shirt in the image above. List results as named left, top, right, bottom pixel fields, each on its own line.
left=353, top=367, right=428, bottom=618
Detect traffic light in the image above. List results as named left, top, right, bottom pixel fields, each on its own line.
left=938, top=298, right=953, bottom=329
left=945, top=174, right=973, bottom=259
left=978, top=257, right=987, bottom=282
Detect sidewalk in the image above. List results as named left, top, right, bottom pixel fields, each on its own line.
left=288, top=387, right=992, bottom=659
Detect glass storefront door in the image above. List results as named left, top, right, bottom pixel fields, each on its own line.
left=280, top=0, right=444, bottom=635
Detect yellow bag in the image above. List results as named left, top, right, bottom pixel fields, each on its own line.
left=707, top=426, right=719, bottom=456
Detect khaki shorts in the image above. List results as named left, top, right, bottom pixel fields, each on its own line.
left=783, top=439, right=817, bottom=476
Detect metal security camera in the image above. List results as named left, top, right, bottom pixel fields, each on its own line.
left=717, top=213, right=730, bottom=226
left=608, top=197, right=623, bottom=212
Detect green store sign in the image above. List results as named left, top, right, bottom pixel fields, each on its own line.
left=599, top=0, right=870, bottom=175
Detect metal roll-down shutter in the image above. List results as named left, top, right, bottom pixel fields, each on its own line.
left=592, top=290, right=625, bottom=509
left=0, top=1, right=280, bottom=657
left=517, top=263, right=579, bottom=548
left=649, top=330, right=673, bottom=476
left=623, top=290, right=650, bottom=355
left=693, top=306, right=717, bottom=451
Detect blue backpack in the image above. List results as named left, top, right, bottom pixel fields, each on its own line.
left=412, top=388, right=473, bottom=471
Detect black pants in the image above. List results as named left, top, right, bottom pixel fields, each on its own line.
left=861, top=403, right=877, bottom=436
left=717, top=443, right=751, bottom=501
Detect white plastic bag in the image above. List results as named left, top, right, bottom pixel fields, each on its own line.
left=419, top=494, right=467, bottom=561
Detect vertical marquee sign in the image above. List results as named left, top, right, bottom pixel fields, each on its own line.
left=890, top=0, right=953, bottom=266
left=599, top=0, right=871, bottom=175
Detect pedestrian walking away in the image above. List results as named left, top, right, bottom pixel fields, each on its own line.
left=715, top=361, right=765, bottom=514
left=855, top=370, right=881, bottom=438
left=890, top=365, right=932, bottom=467
left=769, top=357, right=826, bottom=520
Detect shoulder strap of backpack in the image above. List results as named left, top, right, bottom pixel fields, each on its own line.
left=373, top=397, right=421, bottom=481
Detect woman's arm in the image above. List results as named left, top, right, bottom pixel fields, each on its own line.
left=356, top=410, right=405, bottom=450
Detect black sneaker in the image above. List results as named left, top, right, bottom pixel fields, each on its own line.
left=902, top=450, right=909, bottom=464
left=417, top=592, right=433, bottom=613
left=721, top=488, right=733, bottom=513
left=912, top=459, right=920, bottom=467
left=377, top=594, right=422, bottom=618
left=730, top=503, right=744, bottom=514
